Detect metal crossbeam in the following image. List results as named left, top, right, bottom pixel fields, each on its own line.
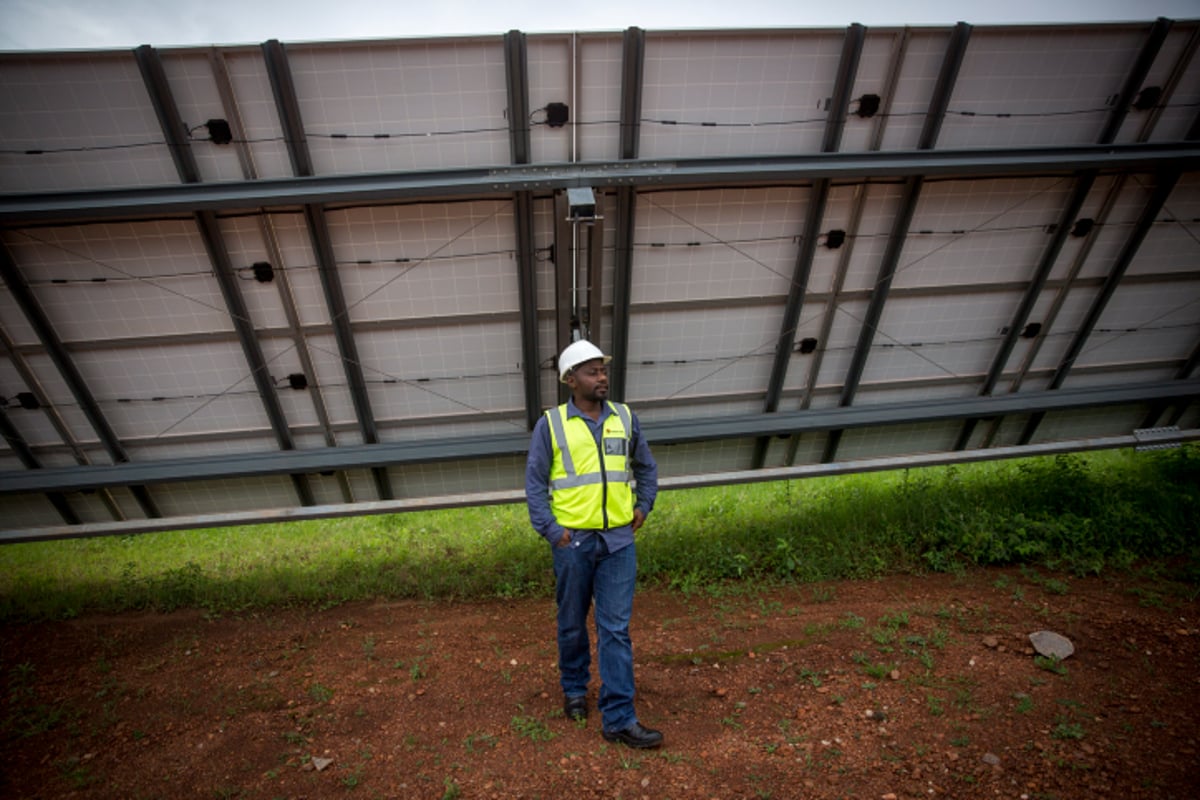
left=3, top=379, right=1195, bottom=496
left=5, top=144, right=1196, bottom=224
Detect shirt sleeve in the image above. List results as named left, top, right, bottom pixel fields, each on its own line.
left=525, top=415, right=567, bottom=545
left=629, top=410, right=658, bottom=516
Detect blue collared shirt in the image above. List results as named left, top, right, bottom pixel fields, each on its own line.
left=525, top=397, right=658, bottom=551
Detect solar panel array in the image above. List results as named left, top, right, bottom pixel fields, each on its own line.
left=1, top=18, right=1198, bottom=541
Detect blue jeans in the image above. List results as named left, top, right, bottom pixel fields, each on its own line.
left=552, top=532, right=638, bottom=733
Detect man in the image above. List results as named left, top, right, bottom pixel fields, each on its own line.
left=524, top=339, right=663, bottom=749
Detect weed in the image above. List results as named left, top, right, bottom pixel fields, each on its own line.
left=510, top=715, right=555, bottom=742
left=810, top=585, right=836, bottom=603
left=1052, top=721, right=1085, bottom=740
left=463, top=732, right=497, bottom=753
left=838, top=613, right=866, bottom=630
left=307, top=683, right=334, bottom=703
left=618, top=752, right=644, bottom=769
left=1034, top=655, right=1069, bottom=676
left=870, top=628, right=897, bottom=647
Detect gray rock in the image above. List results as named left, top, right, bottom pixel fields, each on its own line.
left=982, top=752, right=1001, bottom=766
left=1029, top=630, right=1074, bottom=660
left=312, top=756, right=334, bottom=772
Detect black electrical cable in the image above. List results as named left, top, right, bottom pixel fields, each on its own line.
left=10, top=99, right=1198, bottom=157
left=311, top=126, right=509, bottom=140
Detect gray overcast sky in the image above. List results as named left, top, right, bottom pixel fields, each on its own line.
left=1, top=0, right=1197, bottom=50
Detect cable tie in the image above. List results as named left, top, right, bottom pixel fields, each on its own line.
left=701, top=121, right=716, bottom=127
left=662, top=119, right=677, bottom=125
left=331, top=133, right=348, bottom=139
left=394, top=258, right=410, bottom=263
left=25, top=149, right=44, bottom=155
left=374, top=133, right=390, bottom=139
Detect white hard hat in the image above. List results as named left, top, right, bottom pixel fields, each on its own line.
left=558, top=340, right=611, bottom=383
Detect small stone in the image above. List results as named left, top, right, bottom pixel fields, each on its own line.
left=888, top=669, right=900, bottom=680
left=312, top=756, right=334, bottom=772
left=982, top=752, right=1001, bottom=766
left=982, top=636, right=999, bottom=649
left=1029, top=630, right=1074, bottom=660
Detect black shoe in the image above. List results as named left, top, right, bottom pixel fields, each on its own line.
left=564, top=695, right=587, bottom=721
left=602, top=722, right=663, bottom=749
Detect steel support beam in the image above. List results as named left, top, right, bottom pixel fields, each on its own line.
left=0, top=244, right=160, bottom=517
left=755, top=23, right=866, bottom=468
left=0, top=404, right=79, bottom=524
left=952, top=171, right=1098, bottom=449
left=136, top=43, right=315, bottom=506
left=1097, top=17, right=1173, bottom=145
left=514, top=190, right=541, bottom=426
left=209, top=46, right=354, bottom=503
left=553, top=190, right=574, bottom=384
left=1019, top=168, right=1183, bottom=444
left=1142, top=336, right=1200, bottom=428
left=5, top=144, right=1198, bottom=224
left=262, top=38, right=393, bottom=500
left=504, top=30, right=532, bottom=166
left=3, top=378, right=1195, bottom=497
left=786, top=27, right=910, bottom=467
left=0, top=321, right=124, bottom=521
left=609, top=26, right=645, bottom=402
left=822, top=21, right=972, bottom=462
left=503, top=30, right=543, bottom=428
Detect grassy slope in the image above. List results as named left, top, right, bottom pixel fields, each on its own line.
left=1, top=448, right=1197, bottom=621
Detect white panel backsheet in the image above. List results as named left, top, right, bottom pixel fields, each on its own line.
left=0, top=53, right=179, bottom=192
left=639, top=32, right=841, bottom=159
left=286, top=41, right=510, bottom=174
left=1, top=19, right=1196, bottom=534
left=939, top=27, right=1146, bottom=150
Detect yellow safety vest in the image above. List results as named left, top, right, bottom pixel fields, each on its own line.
left=546, top=401, right=635, bottom=530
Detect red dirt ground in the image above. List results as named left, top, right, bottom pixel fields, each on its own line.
left=3, top=566, right=1198, bottom=799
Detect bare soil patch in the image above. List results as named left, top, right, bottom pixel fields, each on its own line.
left=3, top=567, right=1198, bottom=799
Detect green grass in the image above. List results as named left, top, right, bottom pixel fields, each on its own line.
left=1, top=447, right=1198, bottom=621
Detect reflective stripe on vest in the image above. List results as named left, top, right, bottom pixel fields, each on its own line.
left=546, top=401, right=634, bottom=530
